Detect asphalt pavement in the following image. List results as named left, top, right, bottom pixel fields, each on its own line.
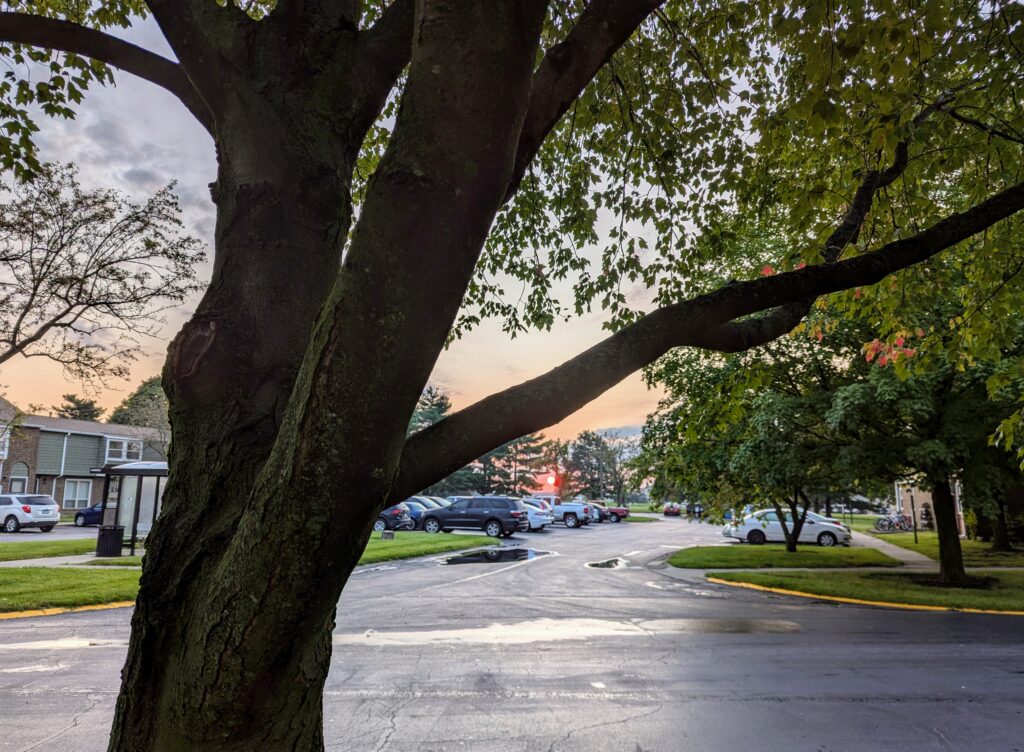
left=1, top=517, right=1022, bottom=751
left=0, top=523, right=97, bottom=543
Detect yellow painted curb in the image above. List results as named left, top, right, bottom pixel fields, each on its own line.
left=705, top=577, right=1024, bottom=616
left=0, top=601, right=135, bottom=621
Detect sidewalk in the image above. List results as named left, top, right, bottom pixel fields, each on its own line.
left=0, top=554, right=138, bottom=569
left=849, top=530, right=935, bottom=568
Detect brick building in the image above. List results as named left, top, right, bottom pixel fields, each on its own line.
left=0, top=397, right=164, bottom=510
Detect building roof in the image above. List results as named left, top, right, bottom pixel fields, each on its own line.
left=103, top=461, right=168, bottom=476
left=18, top=413, right=160, bottom=439
left=0, top=397, right=161, bottom=439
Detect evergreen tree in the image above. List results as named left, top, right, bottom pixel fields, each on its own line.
left=53, top=394, right=104, bottom=421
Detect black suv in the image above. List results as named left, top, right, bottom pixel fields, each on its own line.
left=421, top=496, right=529, bottom=538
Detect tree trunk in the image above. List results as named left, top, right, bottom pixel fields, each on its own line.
left=930, top=477, right=967, bottom=584
left=107, top=3, right=546, bottom=748
left=991, top=496, right=1012, bottom=552
left=108, top=126, right=355, bottom=751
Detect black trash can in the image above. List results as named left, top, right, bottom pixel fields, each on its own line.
left=96, top=525, right=125, bottom=557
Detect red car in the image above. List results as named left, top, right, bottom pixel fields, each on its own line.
left=603, top=503, right=629, bottom=522
left=663, top=502, right=682, bottom=517
left=588, top=501, right=630, bottom=523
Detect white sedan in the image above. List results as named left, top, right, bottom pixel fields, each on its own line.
left=523, top=500, right=554, bottom=531
left=723, top=509, right=851, bottom=547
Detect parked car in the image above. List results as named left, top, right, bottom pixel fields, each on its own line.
left=421, top=496, right=529, bottom=537
left=412, top=496, right=442, bottom=509
left=0, top=494, right=60, bottom=533
left=73, top=502, right=104, bottom=527
left=426, top=496, right=452, bottom=508
left=806, top=511, right=851, bottom=532
left=522, top=499, right=554, bottom=531
left=724, top=509, right=851, bottom=547
left=402, top=499, right=430, bottom=528
left=591, top=501, right=629, bottom=523
left=373, top=503, right=415, bottom=532
left=663, top=502, right=682, bottom=517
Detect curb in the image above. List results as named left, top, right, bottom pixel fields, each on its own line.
left=705, top=576, right=1024, bottom=616
left=0, top=601, right=135, bottom=621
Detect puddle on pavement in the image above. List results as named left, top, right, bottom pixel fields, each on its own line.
left=586, top=558, right=627, bottom=569
left=441, top=548, right=552, bottom=565
left=334, top=616, right=800, bottom=646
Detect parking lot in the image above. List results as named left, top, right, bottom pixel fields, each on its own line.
left=1, top=517, right=1022, bottom=751
left=0, top=523, right=96, bottom=544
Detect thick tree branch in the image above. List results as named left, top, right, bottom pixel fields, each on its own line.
left=350, top=0, right=415, bottom=126
left=392, top=179, right=1024, bottom=499
left=504, top=0, right=665, bottom=201
left=0, top=12, right=212, bottom=133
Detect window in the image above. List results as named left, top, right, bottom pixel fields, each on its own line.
left=470, top=499, right=492, bottom=509
left=106, top=438, right=143, bottom=462
left=8, top=461, right=28, bottom=494
left=63, top=479, right=93, bottom=509
left=449, top=499, right=469, bottom=511
left=0, top=428, right=9, bottom=459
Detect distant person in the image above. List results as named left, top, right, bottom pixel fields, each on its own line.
left=694, top=503, right=704, bottom=521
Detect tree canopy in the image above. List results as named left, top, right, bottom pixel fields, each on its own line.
left=2, top=2, right=1023, bottom=749
left=0, top=163, right=205, bottom=385
left=52, top=392, right=103, bottom=420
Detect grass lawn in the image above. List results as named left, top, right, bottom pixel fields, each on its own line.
left=669, top=544, right=901, bottom=569
left=84, top=556, right=144, bottom=567
left=843, top=514, right=883, bottom=533
left=623, top=515, right=658, bottom=523
left=0, top=538, right=96, bottom=562
left=357, top=532, right=496, bottom=564
left=879, top=532, right=1024, bottom=567
left=708, top=570, right=1024, bottom=612
left=0, top=567, right=140, bottom=612
left=1, top=532, right=496, bottom=612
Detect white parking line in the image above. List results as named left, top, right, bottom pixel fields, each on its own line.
left=420, top=554, right=552, bottom=591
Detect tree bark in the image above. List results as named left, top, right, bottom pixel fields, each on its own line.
left=107, top=94, right=359, bottom=749
left=108, top=2, right=545, bottom=749
left=930, top=477, right=967, bottom=584
left=991, top=496, right=1012, bottom=552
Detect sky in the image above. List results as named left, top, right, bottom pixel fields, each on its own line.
left=0, top=18, right=664, bottom=440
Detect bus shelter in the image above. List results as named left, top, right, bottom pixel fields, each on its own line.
left=98, top=461, right=168, bottom=555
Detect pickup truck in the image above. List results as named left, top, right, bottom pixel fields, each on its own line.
left=526, top=495, right=591, bottom=529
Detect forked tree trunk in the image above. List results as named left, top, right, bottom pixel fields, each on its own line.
left=930, top=477, right=966, bottom=584
left=107, top=3, right=546, bottom=749
left=108, top=159, right=353, bottom=752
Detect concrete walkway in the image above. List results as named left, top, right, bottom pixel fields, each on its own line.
left=849, top=530, right=935, bottom=567
left=0, top=554, right=138, bottom=568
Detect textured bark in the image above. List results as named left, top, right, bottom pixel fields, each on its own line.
left=991, top=496, right=1012, bottom=553
left=109, top=2, right=544, bottom=750
left=930, top=477, right=967, bottom=584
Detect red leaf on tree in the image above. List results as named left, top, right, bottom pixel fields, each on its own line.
left=761, top=265, right=775, bottom=276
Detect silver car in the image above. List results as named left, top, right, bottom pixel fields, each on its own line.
left=1, top=494, right=60, bottom=533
